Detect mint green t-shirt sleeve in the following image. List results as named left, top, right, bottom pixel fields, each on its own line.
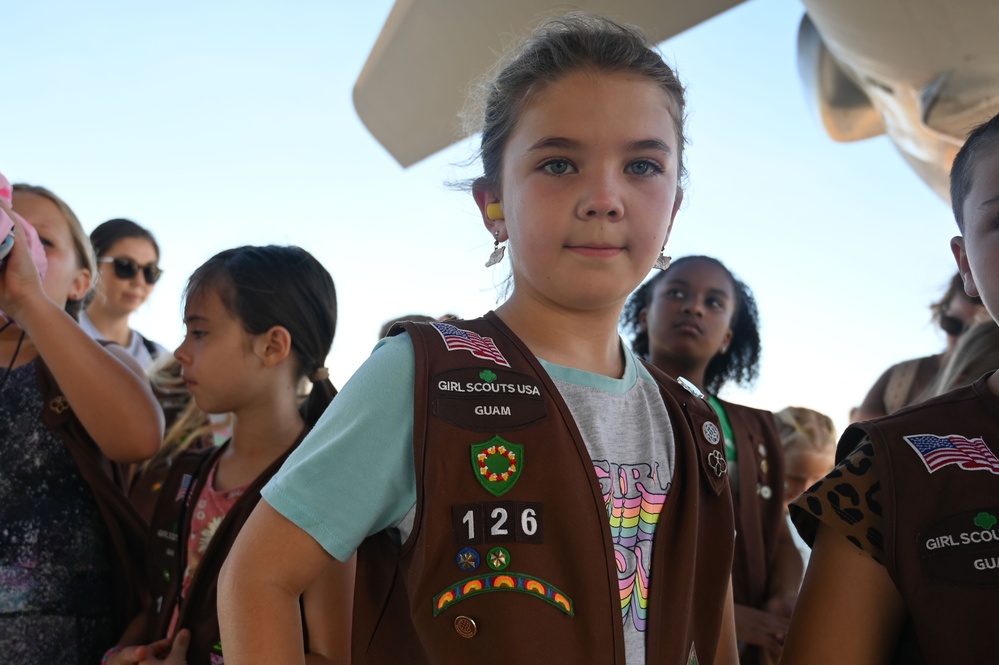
left=261, top=333, right=417, bottom=562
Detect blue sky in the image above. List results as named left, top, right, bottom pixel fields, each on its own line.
left=6, top=0, right=960, bottom=431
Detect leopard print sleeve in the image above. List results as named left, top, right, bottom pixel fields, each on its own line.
left=788, top=436, right=885, bottom=565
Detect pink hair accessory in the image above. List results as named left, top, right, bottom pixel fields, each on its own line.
left=0, top=170, right=48, bottom=279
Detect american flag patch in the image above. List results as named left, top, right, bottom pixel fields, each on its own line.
left=903, top=433, right=999, bottom=475
left=431, top=322, right=510, bottom=367
left=176, top=473, right=193, bottom=502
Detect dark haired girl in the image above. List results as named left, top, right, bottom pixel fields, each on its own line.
left=105, top=245, right=347, bottom=665
left=624, top=255, right=803, bottom=664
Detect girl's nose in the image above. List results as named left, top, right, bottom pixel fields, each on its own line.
left=681, top=299, right=703, bottom=316
left=577, top=172, right=624, bottom=220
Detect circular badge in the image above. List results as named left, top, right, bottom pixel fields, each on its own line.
left=759, top=485, right=772, bottom=500
left=487, top=547, right=510, bottom=571
left=758, top=444, right=767, bottom=457
left=702, top=421, right=721, bottom=446
left=454, top=615, right=477, bottom=638
left=456, top=548, right=480, bottom=572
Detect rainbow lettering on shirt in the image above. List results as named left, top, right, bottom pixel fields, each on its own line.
left=594, top=460, right=670, bottom=632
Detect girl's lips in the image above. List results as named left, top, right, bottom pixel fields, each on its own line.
left=673, top=321, right=703, bottom=335
left=567, top=245, right=623, bottom=258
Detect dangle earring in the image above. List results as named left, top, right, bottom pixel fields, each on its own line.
left=654, top=247, right=671, bottom=270
left=485, top=230, right=506, bottom=267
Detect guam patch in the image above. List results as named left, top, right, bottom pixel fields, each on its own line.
left=472, top=437, right=523, bottom=496
left=920, top=507, right=999, bottom=585
left=903, top=433, right=999, bottom=475
left=433, top=367, right=546, bottom=431
left=431, top=322, right=510, bottom=367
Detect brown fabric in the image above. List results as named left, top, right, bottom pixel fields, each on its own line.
left=718, top=402, right=787, bottom=665
left=145, top=434, right=305, bottom=665
left=128, top=435, right=213, bottom=524
left=352, top=313, right=735, bottom=664
left=719, top=402, right=785, bottom=607
left=821, top=374, right=999, bottom=664
left=34, top=359, right=149, bottom=637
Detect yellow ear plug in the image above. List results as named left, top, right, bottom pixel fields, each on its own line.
left=486, top=203, right=504, bottom=220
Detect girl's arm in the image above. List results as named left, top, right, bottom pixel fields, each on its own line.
left=303, top=552, right=356, bottom=665
left=24, top=299, right=163, bottom=462
left=0, top=214, right=162, bottom=462
left=715, top=576, right=739, bottom=665
left=218, top=500, right=354, bottom=665
left=780, top=523, right=906, bottom=665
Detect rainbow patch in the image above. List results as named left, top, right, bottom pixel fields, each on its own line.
left=432, top=573, right=574, bottom=617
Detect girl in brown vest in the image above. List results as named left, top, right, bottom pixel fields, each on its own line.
left=623, top=255, right=803, bottom=664
left=105, top=245, right=346, bottom=665
left=219, top=13, right=739, bottom=665
left=784, top=111, right=999, bottom=664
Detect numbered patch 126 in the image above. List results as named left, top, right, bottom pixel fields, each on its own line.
left=452, top=502, right=543, bottom=546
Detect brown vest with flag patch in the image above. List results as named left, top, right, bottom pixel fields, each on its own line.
left=841, top=373, right=999, bottom=664
left=352, top=313, right=735, bottom=664
left=145, top=437, right=304, bottom=665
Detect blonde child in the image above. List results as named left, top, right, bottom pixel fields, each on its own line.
left=105, top=245, right=349, bottom=665
left=0, top=180, right=162, bottom=661
left=773, top=407, right=836, bottom=568
left=784, top=110, right=999, bottom=663
left=220, top=14, right=738, bottom=665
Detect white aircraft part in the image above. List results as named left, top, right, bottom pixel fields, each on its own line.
left=353, top=0, right=748, bottom=167
left=355, top=0, right=999, bottom=202
left=800, top=0, right=999, bottom=200
left=796, top=14, right=885, bottom=143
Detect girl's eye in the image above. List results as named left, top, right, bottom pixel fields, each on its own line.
left=664, top=288, right=685, bottom=299
left=39, top=237, right=54, bottom=249
left=706, top=297, right=728, bottom=311
left=542, top=159, right=575, bottom=176
left=626, top=160, right=664, bottom=177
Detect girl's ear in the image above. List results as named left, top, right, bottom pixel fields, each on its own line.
left=720, top=328, right=734, bottom=355
left=254, top=325, right=293, bottom=367
left=70, top=268, right=92, bottom=303
left=473, top=187, right=507, bottom=241
left=951, top=235, right=979, bottom=298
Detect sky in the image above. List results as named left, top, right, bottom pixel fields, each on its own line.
left=5, top=0, right=962, bottom=433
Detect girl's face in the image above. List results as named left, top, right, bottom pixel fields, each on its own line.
left=95, top=236, right=159, bottom=317
left=643, top=259, right=735, bottom=369
left=175, top=287, right=262, bottom=415
left=955, top=149, right=999, bottom=322
left=484, top=69, right=682, bottom=313
left=783, top=447, right=835, bottom=510
left=11, top=192, right=89, bottom=309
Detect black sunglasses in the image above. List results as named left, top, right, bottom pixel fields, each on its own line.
left=98, top=256, right=163, bottom=284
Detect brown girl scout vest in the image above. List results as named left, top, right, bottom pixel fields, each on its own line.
left=145, top=435, right=304, bottom=665
left=35, top=359, right=148, bottom=637
left=839, top=374, right=999, bottom=664
left=716, top=402, right=789, bottom=665
left=352, top=313, right=735, bottom=665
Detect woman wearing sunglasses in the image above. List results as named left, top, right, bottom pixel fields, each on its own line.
left=82, top=218, right=167, bottom=368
